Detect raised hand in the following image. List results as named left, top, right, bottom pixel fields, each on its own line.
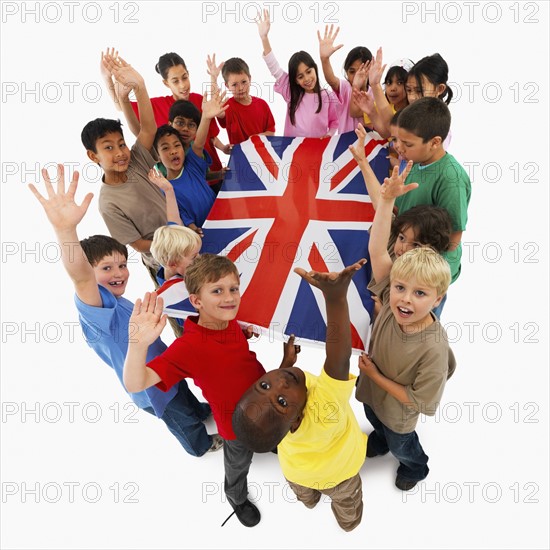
left=368, top=47, right=386, bottom=86
left=352, top=88, right=375, bottom=116
left=148, top=167, right=173, bottom=193
left=28, top=164, right=93, bottom=233
left=100, top=47, right=119, bottom=80
left=256, top=8, right=271, bottom=38
left=317, top=24, right=343, bottom=59
left=206, top=53, right=224, bottom=81
left=352, top=60, right=370, bottom=90
left=294, top=259, right=367, bottom=300
left=348, top=123, right=368, bottom=164
left=281, top=334, right=301, bottom=368
left=128, top=292, right=167, bottom=348
left=201, top=90, right=229, bottom=119
left=380, top=162, right=418, bottom=200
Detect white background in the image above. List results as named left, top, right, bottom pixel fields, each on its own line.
left=1, top=1, right=548, bottom=548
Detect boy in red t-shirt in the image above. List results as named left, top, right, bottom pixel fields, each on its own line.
left=207, top=54, right=276, bottom=145
left=123, top=254, right=298, bottom=527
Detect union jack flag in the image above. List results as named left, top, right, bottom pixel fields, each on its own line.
left=161, top=130, right=389, bottom=352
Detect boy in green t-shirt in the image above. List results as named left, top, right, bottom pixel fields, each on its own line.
left=350, top=97, right=471, bottom=315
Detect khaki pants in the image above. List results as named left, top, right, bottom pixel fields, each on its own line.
left=287, top=473, right=363, bottom=532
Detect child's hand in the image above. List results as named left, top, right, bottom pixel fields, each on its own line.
left=243, top=325, right=260, bottom=340
left=129, top=292, right=167, bottom=349
left=380, top=162, right=418, bottom=200
left=222, top=143, right=233, bottom=155
left=148, top=167, right=173, bottom=193
left=28, top=164, right=94, bottom=233
left=202, top=90, right=229, bottom=119
left=348, top=123, right=368, bottom=164
left=256, top=8, right=271, bottom=38
left=352, top=88, right=375, bottom=116
left=281, top=334, right=301, bottom=367
left=294, top=259, right=367, bottom=299
left=206, top=53, right=224, bottom=80
left=104, top=54, right=143, bottom=99
left=187, top=223, right=204, bottom=238
left=352, top=60, right=370, bottom=90
left=367, top=47, right=386, bottom=86
left=358, top=352, right=379, bottom=378
left=100, top=47, right=118, bottom=79
left=317, top=24, right=343, bottom=60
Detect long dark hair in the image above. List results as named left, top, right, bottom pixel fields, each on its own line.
left=288, top=51, right=322, bottom=126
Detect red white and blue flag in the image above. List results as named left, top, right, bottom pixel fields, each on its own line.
left=161, top=130, right=389, bottom=351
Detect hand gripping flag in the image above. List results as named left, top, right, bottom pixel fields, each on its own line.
left=160, top=130, right=389, bottom=352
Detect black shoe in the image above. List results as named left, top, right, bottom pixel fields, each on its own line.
left=395, top=475, right=418, bottom=491
left=230, top=499, right=261, bottom=527
left=366, top=439, right=389, bottom=458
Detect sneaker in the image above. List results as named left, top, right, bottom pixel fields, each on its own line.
left=207, top=434, right=224, bottom=453
left=230, top=499, right=261, bottom=527
left=395, top=475, right=418, bottom=491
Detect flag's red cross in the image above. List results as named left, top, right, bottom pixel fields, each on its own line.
left=207, top=135, right=379, bottom=331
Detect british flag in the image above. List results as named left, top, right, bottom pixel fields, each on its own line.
left=161, top=130, right=389, bottom=352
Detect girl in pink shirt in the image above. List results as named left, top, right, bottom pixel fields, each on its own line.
left=256, top=9, right=339, bottom=138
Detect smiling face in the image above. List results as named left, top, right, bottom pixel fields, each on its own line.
left=189, top=273, right=241, bottom=329
left=156, top=133, right=185, bottom=178
left=92, top=252, right=129, bottom=298
left=170, top=116, right=197, bottom=146
left=163, top=64, right=190, bottom=101
left=389, top=275, right=443, bottom=333
left=87, top=132, right=130, bottom=184
left=295, top=62, right=317, bottom=93
left=385, top=75, right=408, bottom=110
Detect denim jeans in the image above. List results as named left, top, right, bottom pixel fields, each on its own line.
left=363, top=403, right=429, bottom=482
left=432, top=293, right=448, bottom=320
left=144, top=380, right=212, bottom=457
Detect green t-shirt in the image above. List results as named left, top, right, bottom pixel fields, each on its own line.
left=395, top=153, right=471, bottom=282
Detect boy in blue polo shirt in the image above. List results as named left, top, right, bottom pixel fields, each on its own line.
left=28, top=164, right=223, bottom=456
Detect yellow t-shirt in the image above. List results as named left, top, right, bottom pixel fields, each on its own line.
left=278, top=368, right=367, bottom=489
left=363, top=102, right=397, bottom=126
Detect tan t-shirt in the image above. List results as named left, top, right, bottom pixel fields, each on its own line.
left=356, top=276, right=456, bottom=433
left=98, top=141, right=167, bottom=268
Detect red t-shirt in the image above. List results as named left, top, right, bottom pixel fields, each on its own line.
left=218, top=96, right=276, bottom=144
left=131, top=93, right=223, bottom=175
left=147, top=317, right=265, bottom=439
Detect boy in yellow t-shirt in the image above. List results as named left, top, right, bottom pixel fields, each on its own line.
left=233, top=260, right=368, bottom=532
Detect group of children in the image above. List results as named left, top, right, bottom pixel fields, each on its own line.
left=29, top=12, right=472, bottom=532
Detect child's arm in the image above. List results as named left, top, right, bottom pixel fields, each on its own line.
left=28, top=165, right=100, bottom=307
left=123, top=292, right=164, bottom=392
left=103, top=54, right=157, bottom=151
left=318, top=24, right=343, bottom=93
left=294, top=260, right=366, bottom=381
left=191, top=92, right=228, bottom=159
left=100, top=47, right=122, bottom=112
left=279, top=334, right=301, bottom=369
left=367, top=48, right=393, bottom=137
left=256, top=8, right=273, bottom=56
left=369, top=162, right=418, bottom=282
left=349, top=61, right=370, bottom=118
left=348, top=124, right=384, bottom=208
left=358, top=353, right=410, bottom=403
left=213, top=136, right=232, bottom=155
left=148, top=168, right=183, bottom=225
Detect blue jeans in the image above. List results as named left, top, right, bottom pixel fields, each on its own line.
left=144, top=381, right=212, bottom=457
left=363, top=404, right=429, bottom=482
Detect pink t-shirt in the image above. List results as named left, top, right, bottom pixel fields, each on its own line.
left=263, top=51, right=340, bottom=138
